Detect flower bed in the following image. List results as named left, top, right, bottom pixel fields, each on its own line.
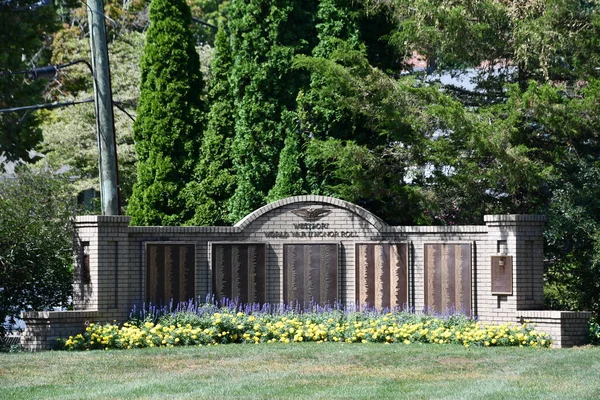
left=59, top=308, right=552, bottom=350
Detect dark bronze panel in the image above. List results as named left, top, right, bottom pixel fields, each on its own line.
left=391, top=244, right=408, bottom=308
left=246, top=245, right=266, bottom=303
left=163, top=245, right=173, bottom=305
left=283, top=244, right=338, bottom=306
left=183, top=245, right=195, bottom=302
left=146, top=244, right=195, bottom=305
left=491, top=256, right=513, bottom=295
left=355, top=243, right=408, bottom=310
left=424, top=243, right=471, bottom=316
left=211, top=243, right=267, bottom=304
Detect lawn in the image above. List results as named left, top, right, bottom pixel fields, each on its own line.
left=1, top=343, right=599, bottom=399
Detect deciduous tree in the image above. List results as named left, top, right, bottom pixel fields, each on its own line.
left=0, top=1, right=72, bottom=164
left=0, top=168, right=76, bottom=341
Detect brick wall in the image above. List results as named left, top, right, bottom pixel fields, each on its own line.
left=514, top=311, right=592, bottom=348
left=20, top=311, right=100, bottom=351
left=19, top=195, right=590, bottom=350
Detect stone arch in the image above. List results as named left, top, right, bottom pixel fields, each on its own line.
left=234, top=195, right=388, bottom=231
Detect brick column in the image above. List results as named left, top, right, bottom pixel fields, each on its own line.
left=484, top=215, right=546, bottom=312
left=73, top=216, right=131, bottom=321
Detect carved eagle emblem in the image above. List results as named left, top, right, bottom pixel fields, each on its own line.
left=291, top=207, right=331, bottom=221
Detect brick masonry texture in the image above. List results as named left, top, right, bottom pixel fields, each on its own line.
left=20, top=196, right=590, bottom=349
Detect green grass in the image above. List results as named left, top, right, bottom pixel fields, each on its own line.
left=1, top=343, right=599, bottom=399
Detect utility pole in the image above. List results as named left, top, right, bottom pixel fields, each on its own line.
left=87, top=0, right=120, bottom=215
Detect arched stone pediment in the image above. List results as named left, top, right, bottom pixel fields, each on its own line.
left=234, top=195, right=388, bottom=233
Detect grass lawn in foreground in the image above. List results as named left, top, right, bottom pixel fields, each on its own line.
left=1, top=343, right=599, bottom=399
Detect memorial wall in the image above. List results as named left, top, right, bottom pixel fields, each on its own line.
left=21, top=195, right=592, bottom=349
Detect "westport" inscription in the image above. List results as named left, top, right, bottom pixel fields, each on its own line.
left=293, top=223, right=330, bottom=230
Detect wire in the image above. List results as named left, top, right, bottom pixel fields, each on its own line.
left=0, top=59, right=94, bottom=79
left=191, top=17, right=218, bottom=30
left=0, top=98, right=136, bottom=120
left=113, top=102, right=135, bottom=122
left=80, top=0, right=119, bottom=27
left=0, top=98, right=94, bottom=113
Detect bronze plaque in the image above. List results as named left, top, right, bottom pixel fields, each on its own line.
left=424, top=243, right=471, bottom=316
left=212, top=244, right=267, bottom=304
left=355, top=243, right=408, bottom=310
left=491, top=256, right=513, bottom=295
left=146, top=244, right=195, bottom=305
left=283, top=244, right=338, bottom=307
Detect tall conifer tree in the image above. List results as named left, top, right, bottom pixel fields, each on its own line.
left=184, top=25, right=235, bottom=225
left=266, top=111, right=306, bottom=202
left=225, top=0, right=318, bottom=223
left=127, top=0, right=204, bottom=226
left=268, top=0, right=365, bottom=202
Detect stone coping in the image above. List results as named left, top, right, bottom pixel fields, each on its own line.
left=75, top=215, right=131, bottom=223
left=484, top=215, right=547, bottom=223
left=21, top=310, right=100, bottom=320
left=73, top=198, right=547, bottom=234
left=383, top=225, right=488, bottom=234
left=517, top=310, right=592, bottom=319
left=129, top=226, right=240, bottom=234
left=235, top=195, right=388, bottom=231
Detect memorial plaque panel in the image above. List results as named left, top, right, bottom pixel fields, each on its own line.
left=146, top=244, right=195, bottom=305
left=283, top=244, right=338, bottom=306
left=355, top=243, right=408, bottom=310
left=424, top=243, right=471, bottom=316
left=211, top=244, right=267, bottom=304
left=491, top=256, right=513, bottom=295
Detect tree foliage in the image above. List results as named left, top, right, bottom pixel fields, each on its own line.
left=0, top=168, right=76, bottom=340
left=127, top=0, right=205, bottom=225
left=368, top=0, right=600, bottom=316
left=38, top=31, right=143, bottom=209
left=0, top=0, right=72, bottom=164
left=184, top=25, right=235, bottom=226
left=545, top=161, right=600, bottom=314
left=36, top=0, right=217, bottom=210
left=5, top=0, right=600, bottom=319
left=224, top=0, right=318, bottom=222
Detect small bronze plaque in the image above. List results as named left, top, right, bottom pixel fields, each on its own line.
left=491, top=256, right=513, bottom=295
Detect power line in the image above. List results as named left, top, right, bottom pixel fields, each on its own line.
left=0, top=98, right=135, bottom=121
left=191, top=17, right=218, bottom=30
left=0, top=59, right=94, bottom=79
left=0, top=98, right=94, bottom=113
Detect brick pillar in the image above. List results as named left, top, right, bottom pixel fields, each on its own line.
left=484, top=215, right=546, bottom=312
left=73, top=216, right=131, bottom=322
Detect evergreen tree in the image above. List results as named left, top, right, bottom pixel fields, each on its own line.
left=225, top=0, right=318, bottom=223
left=267, top=0, right=363, bottom=204
left=184, top=25, right=235, bottom=225
left=0, top=1, right=64, bottom=164
left=127, top=0, right=204, bottom=225
left=288, top=1, right=419, bottom=221
left=266, top=111, right=307, bottom=202
left=296, top=0, right=363, bottom=144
